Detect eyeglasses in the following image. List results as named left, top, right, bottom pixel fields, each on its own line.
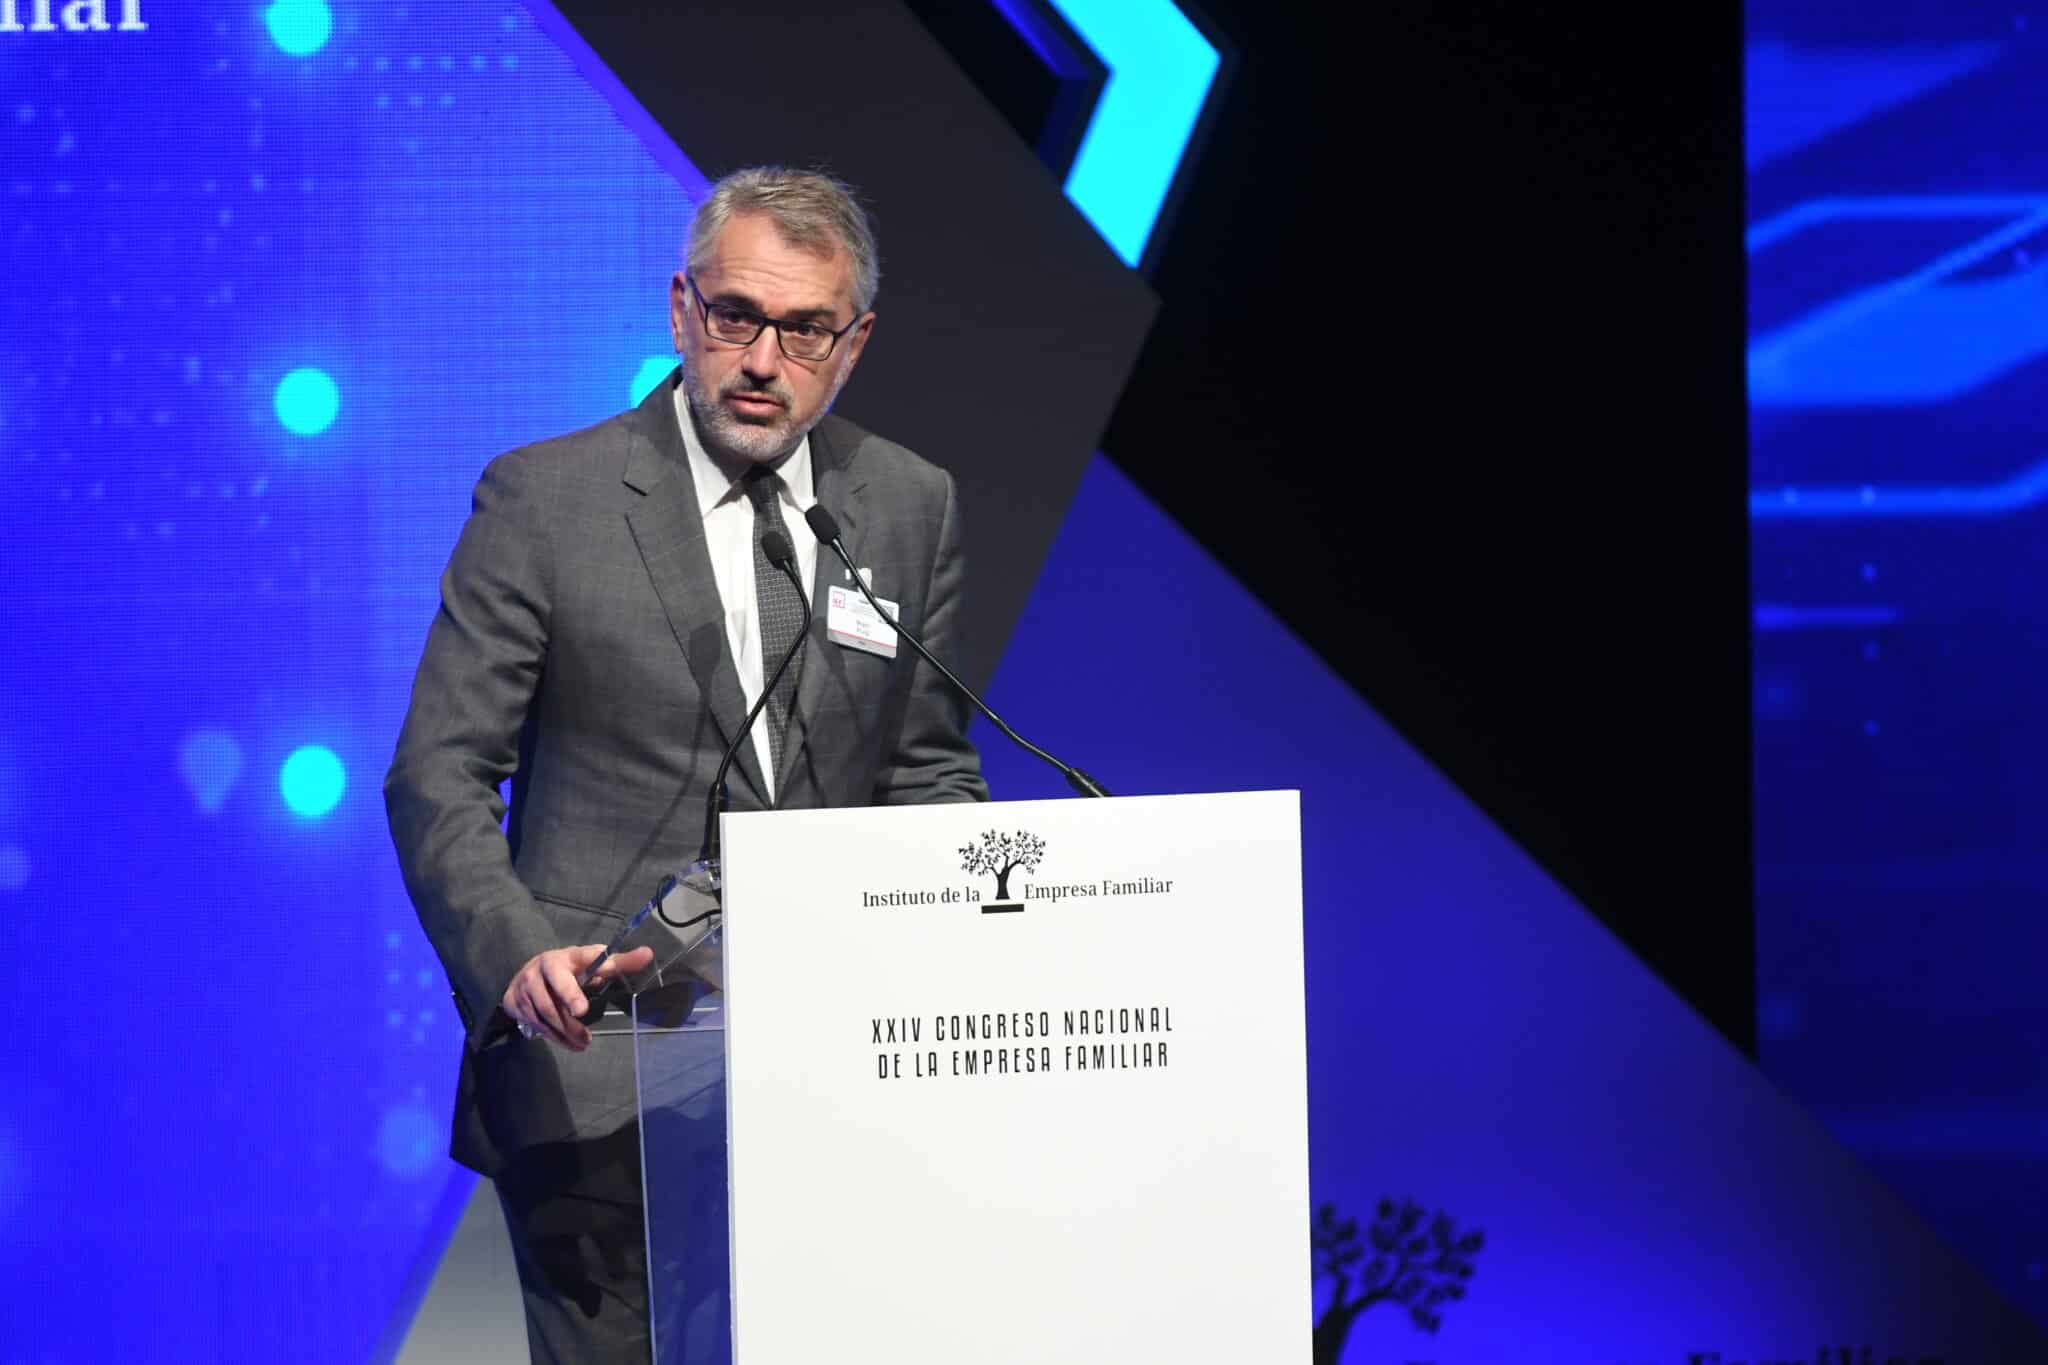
left=685, top=276, right=865, bottom=363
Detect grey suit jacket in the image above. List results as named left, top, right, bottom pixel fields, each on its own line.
left=385, top=371, right=986, bottom=1174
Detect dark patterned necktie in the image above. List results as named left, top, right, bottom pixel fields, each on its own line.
left=743, top=466, right=805, bottom=785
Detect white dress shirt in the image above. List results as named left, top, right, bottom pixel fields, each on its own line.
left=672, top=385, right=819, bottom=801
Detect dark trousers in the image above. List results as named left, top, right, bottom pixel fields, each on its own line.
left=493, top=1125, right=651, bottom=1365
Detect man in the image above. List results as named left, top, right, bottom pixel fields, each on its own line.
left=385, top=166, right=987, bottom=1362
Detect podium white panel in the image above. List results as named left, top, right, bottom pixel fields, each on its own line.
left=719, top=790, right=1307, bottom=1363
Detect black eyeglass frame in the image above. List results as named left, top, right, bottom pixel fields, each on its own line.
left=684, top=275, right=867, bottom=362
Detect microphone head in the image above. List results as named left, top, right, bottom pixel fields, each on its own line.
left=804, top=503, right=841, bottom=544
left=761, top=528, right=796, bottom=569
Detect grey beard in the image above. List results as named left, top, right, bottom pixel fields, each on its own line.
left=680, top=357, right=838, bottom=466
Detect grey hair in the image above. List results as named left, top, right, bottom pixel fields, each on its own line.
left=686, top=166, right=881, bottom=315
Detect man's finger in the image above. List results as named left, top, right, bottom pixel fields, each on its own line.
left=588, top=945, right=655, bottom=984
left=518, top=977, right=574, bottom=1048
left=541, top=958, right=594, bottom=1048
left=542, top=956, right=590, bottom=1020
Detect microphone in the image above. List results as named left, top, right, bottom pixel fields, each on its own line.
left=803, top=503, right=1110, bottom=798
left=699, top=526, right=814, bottom=862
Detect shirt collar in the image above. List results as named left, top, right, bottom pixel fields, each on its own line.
left=672, top=381, right=814, bottom=521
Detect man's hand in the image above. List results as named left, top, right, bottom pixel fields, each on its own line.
left=500, top=944, right=656, bottom=1051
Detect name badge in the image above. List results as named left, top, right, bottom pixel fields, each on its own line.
left=826, top=584, right=900, bottom=658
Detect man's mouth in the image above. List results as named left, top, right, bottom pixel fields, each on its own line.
left=727, top=392, right=783, bottom=416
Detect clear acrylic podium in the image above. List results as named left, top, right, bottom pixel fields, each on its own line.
left=582, top=855, right=729, bottom=1364
left=630, top=981, right=730, bottom=1365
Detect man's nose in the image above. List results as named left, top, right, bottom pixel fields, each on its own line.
left=740, top=327, right=784, bottom=380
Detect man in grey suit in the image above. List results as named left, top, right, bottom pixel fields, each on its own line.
left=385, top=166, right=986, bottom=1362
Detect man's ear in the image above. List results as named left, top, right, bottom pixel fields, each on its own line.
left=842, top=313, right=875, bottom=370
left=668, top=272, right=690, bottom=350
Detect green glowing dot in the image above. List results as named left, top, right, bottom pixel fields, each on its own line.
left=280, top=745, right=346, bottom=818
left=274, top=367, right=339, bottom=436
left=265, top=0, right=333, bottom=57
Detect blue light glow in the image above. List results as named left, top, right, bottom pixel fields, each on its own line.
left=280, top=745, right=346, bottom=818
left=264, top=0, right=333, bottom=57
left=630, top=355, right=674, bottom=406
left=1748, top=196, right=2048, bottom=407
left=179, top=728, right=244, bottom=814
left=273, top=367, right=340, bottom=436
left=1753, top=603, right=1901, bottom=629
left=0, top=846, right=25, bottom=893
left=1752, top=456, right=2048, bottom=520
left=1746, top=42, right=2002, bottom=172
left=377, top=1105, right=440, bottom=1176
left=1038, top=1, right=1219, bottom=266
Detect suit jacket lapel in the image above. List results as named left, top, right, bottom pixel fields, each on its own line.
left=620, top=373, right=772, bottom=806
left=778, top=417, right=870, bottom=796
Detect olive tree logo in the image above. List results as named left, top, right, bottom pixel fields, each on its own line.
left=1312, top=1198, right=1484, bottom=1363
left=959, top=829, right=1046, bottom=913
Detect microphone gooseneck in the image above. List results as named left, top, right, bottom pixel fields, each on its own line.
left=699, top=527, right=815, bottom=862
left=801, top=503, right=1109, bottom=798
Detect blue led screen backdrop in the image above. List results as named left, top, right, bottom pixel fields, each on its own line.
left=1750, top=0, right=2048, bottom=1326
left=0, top=5, right=698, bottom=1357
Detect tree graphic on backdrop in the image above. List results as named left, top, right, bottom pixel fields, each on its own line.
left=958, top=830, right=1046, bottom=902
left=1311, top=1198, right=1484, bottom=1363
